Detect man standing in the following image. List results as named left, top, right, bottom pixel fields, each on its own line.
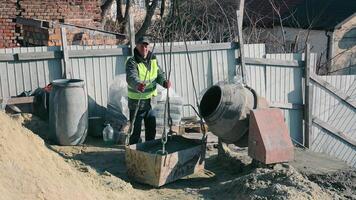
left=126, top=36, right=171, bottom=144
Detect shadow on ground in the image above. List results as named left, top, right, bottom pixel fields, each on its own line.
left=49, top=135, right=255, bottom=196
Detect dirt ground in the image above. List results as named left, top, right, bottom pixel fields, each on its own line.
left=2, top=113, right=355, bottom=200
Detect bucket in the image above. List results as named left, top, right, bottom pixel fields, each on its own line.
left=125, top=136, right=205, bottom=187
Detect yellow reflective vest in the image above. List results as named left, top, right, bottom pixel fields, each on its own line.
left=127, top=58, right=159, bottom=99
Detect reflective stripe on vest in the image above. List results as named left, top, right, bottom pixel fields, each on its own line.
left=127, top=58, right=158, bottom=99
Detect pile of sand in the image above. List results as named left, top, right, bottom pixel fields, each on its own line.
left=0, top=111, right=138, bottom=200
left=209, top=163, right=340, bottom=200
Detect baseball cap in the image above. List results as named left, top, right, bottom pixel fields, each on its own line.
left=136, top=36, right=151, bottom=44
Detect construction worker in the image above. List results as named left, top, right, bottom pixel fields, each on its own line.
left=126, top=36, right=171, bottom=144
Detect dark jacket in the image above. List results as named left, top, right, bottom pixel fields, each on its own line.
left=126, top=48, right=166, bottom=110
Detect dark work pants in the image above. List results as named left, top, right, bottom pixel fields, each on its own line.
left=129, top=108, right=156, bottom=144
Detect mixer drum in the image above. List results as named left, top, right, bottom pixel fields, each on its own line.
left=199, top=83, right=266, bottom=145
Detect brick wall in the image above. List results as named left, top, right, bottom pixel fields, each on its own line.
left=0, top=0, right=19, bottom=48
left=21, top=22, right=121, bottom=46
left=0, top=0, right=115, bottom=48
left=19, top=0, right=102, bottom=27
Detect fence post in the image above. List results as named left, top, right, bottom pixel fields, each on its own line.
left=128, top=10, right=135, bottom=56
left=304, top=43, right=312, bottom=148
left=236, top=0, right=246, bottom=85
left=60, top=27, right=71, bottom=78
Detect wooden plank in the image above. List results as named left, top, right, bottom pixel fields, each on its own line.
left=313, top=117, right=356, bottom=147
left=304, top=44, right=311, bottom=148
left=310, top=73, right=356, bottom=109
left=61, top=27, right=71, bottom=78
left=0, top=54, right=15, bottom=61
left=68, top=48, right=129, bottom=58
left=241, top=57, right=303, bottom=67
left=236, top=0, right=246, bottom=84
left=1, top=43, right=235, bottom=61
left=154, top=43, right=237, bottom=54
left=0, top=96, right=35, bottom=105
left=17, top=51, right=62, bottom=60
left=269, top=102, right=304, bottom=110
left=3, top=48, right=128, bottom=61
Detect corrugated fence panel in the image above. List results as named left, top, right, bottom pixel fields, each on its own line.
left=244, top=44, right=266, bottom=97
left=321, top=75, right=355, bottom=96
left=265, top=53, right=304, bottom=143
left=311, top=124, right=355, bottom=167
left=156, top=49, right=212, bottom=117
left=0, top=46, right=62, bottom=99
left=2, top=43, right=354, bottom=167
left=246, top=52, right=306, bottom=143
left=68, top=45, right=128, bottom=117
left=0, top=43, right=266, bottom=119
left=311, top=73, right=356, bottom=167
left=312, top=75, right=356, bottom=137
left=265, top=53, right=304, bottom=104
left=155, top=43, right=262, bottom=117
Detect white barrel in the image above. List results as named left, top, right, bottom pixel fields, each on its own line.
left=49, top=79, right=88, bottom=145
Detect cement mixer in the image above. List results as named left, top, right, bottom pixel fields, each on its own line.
left=199, top=83, right=294, bottom=164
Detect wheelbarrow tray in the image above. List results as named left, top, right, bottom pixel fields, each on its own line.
left=125, top=135, right=205, bottom=187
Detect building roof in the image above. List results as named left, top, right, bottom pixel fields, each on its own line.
left=245, top=0, right=356, bottom=30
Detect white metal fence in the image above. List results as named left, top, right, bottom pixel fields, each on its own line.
left=0, top=42, right=355, bottom=167
left=310, top=74, right=356, bottom=167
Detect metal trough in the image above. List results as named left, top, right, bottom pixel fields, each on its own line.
left=125, top=135, right=205, bottom=187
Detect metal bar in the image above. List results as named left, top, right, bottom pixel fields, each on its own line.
left=0, top=96, right=35, bottom=105
left=236, top=0, right=246, bottom=85
left=0, top=54, right=16, bottom=61
left=17, top=51, right=62, bottom=60
left=313, top=117, right=356, bottom=147
left=68, top=48, right=129, bottom=58
left=155, top=43, right=236, bottom=54
left=304, top=44, right=311, bottom=148
left=60, top=27, right=71, bottom=78
left=16, top=17, right=48, bottom=28
left=128, top=10, right=135, bottom=56
left=269, top=102, right=304, bottom=110
left=241, top=57, right=303, bottom=67
left=60, top=23, right=126, bottom=37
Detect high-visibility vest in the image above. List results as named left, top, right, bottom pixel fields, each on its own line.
left=127, top=58, right=158, bottom=99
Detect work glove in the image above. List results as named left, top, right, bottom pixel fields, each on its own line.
left=163, top=80, right=171, bottom=89
left=137, top=83, right=146, bottom=92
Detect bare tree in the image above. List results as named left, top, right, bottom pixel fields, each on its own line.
left=116, top=0, right=131, bottom=25
left=135, top=0, right=159, bottom=39
left=102, top=0, right=170, bottom=40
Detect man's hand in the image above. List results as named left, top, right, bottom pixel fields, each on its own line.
left=137, top=83, right=146, bottom=92
left=163, top=80, right=171, bottom=89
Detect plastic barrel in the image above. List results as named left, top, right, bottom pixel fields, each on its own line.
left=49, top=79, right=88, bottom=145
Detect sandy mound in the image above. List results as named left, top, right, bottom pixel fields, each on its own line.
left=209, top=163, right=340, bottom=200
left=0, top=111, right=138, bottom=200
